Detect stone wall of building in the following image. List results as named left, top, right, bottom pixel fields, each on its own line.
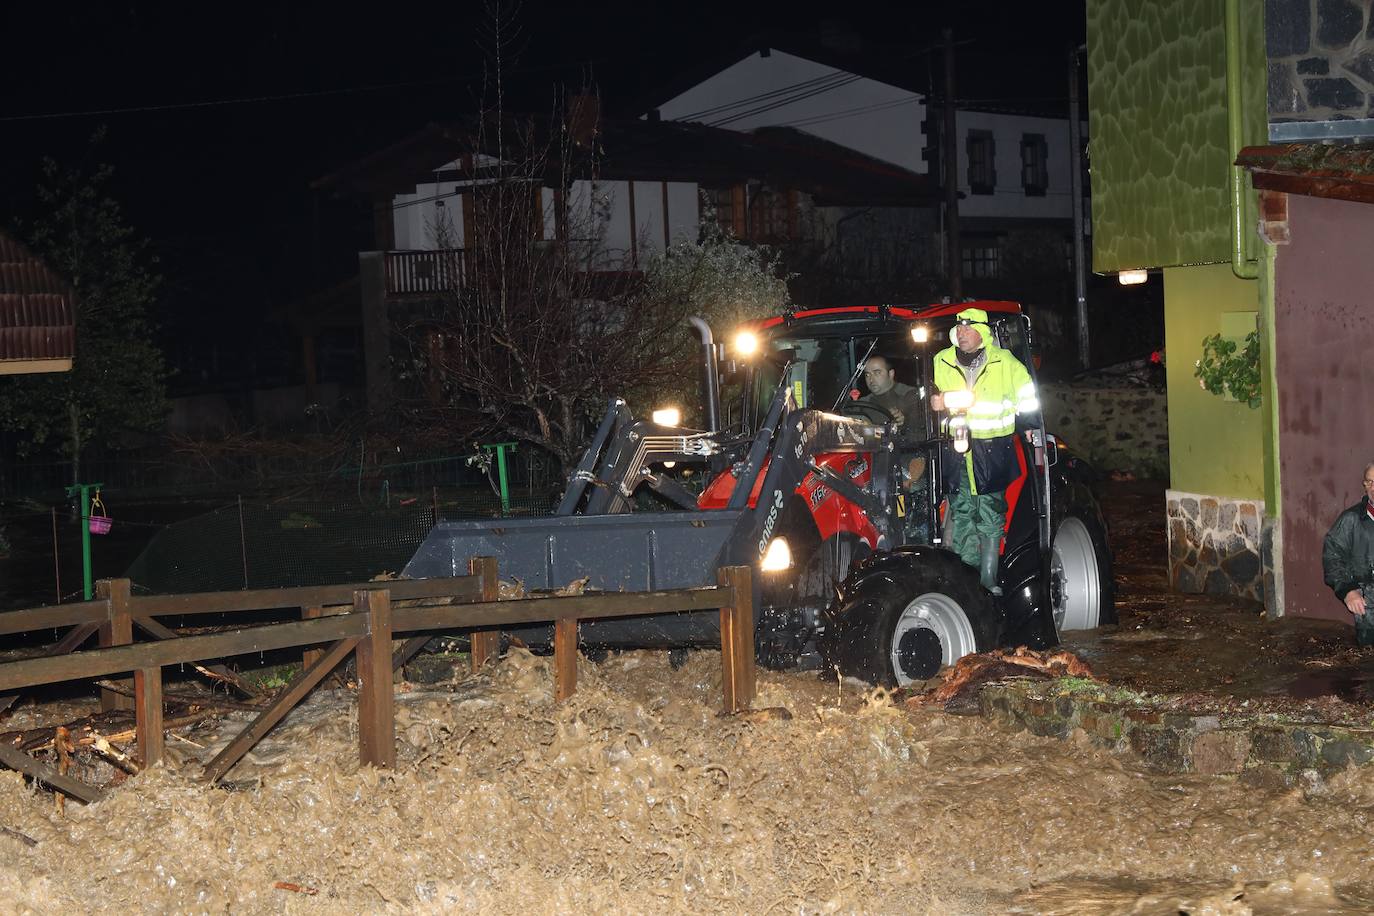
left=1040, top=384, right=1169, bottom=478
left=1267, top=0, right=1374, bottom=121
left=1167, top=488, right=1266, bottom=602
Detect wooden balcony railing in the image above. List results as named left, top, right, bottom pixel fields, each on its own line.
left=384, top=249, right=468, bottom=297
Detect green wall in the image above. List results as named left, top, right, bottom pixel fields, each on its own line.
left=1164, top=264, right=1264, bottom=499
left=1086, top=0, right=1266, bottom=272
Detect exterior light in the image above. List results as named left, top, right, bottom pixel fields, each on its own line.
left=734, top=331, right=759, bottom=356
left=651, top=407, right=681, bottom=427
left=1118, top=269, right=1148, bottom=286
left=760, top=537, right=792, bottom=572
left=911, top=325, right=929, bottom=343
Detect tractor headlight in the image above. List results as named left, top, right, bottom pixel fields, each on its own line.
left=651, top=407, right=681, bottom=427
left=733, top=331, right=759, bottom=357
left=943, top=389, right=974, bottom=411
left=760, top=537, right=792, bottom=572
left=911, top=325, right=929, bottom=343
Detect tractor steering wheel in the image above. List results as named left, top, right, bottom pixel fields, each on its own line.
left=839, top=400, right=893, bottom=425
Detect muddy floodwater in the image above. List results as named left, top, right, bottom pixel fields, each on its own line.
left=4, top=480, right=1374, bottom=913
left=3, top=648, right=1374, bottom=914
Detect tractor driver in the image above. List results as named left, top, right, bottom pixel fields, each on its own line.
left=858, top=355, right=923, bottom=433
left=929, top=307, right=1039, bottom=594
left=860, top=354, right=930, bottom=539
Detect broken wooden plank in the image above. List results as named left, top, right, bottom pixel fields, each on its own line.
left=200, top=637, right=360, bottom=784
left=0, top=740, right=104, bottom=804
left=355, top=590, right=394, bottom=769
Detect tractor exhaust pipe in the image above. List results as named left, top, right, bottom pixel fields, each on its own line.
left=688, top=316, right=720, bottom=433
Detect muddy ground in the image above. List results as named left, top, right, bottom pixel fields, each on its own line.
left=3, top=481, right=1374, bottom=914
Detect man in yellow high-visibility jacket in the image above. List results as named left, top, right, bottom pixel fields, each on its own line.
left=929, top=307, right=1039, bottom=594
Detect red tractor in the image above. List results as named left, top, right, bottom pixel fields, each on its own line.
left=405, top=301, right=1113, bottom=685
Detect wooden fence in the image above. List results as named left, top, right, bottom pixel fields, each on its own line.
left=0, top=559, right=755, bottom=803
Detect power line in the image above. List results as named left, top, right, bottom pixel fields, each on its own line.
left=672, top=68, right=855, bottom=122
left=708, top=73, right=866, bottom=127
left=772, top=95, right=919, bottom=129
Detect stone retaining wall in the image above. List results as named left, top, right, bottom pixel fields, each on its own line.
left=1166, top=489, right=1266, bottom=602
left=979, top=681, right=1374, bottom=785
left=1039, top=383, right=1168, bottom=478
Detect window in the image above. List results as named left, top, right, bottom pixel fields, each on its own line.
left=706, top=186, right=745, bottom=237
left=966, top=130, right=996, bottom=195
left=706, top=184, right=798, bottom=242
left=961, top=236, right=1001, bottom=279
left=1021, top=133, right=1048, bottom=196
left=746, top=187, right=798, bottom=242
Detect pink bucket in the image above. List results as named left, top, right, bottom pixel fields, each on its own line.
left=89, top=514, right=112, bottom=535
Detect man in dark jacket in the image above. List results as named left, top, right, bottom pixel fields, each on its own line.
left=1322, top=462, right=1374, bottom=645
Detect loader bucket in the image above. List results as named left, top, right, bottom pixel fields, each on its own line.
left=402, top=509, right=747, bottom=647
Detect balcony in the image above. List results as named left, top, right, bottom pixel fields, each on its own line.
left=384, top=249, right=468, bottom=298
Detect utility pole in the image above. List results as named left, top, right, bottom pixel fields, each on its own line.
left=943, top=27, right=962, bottom=299
left=1069, top=43, right=1090, bottom=369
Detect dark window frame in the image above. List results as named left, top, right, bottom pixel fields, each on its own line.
left=1020, top=133, right=1048, bottom=197
left=966, top=130, right=996, bottom=195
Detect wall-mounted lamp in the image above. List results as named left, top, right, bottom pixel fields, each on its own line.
left=1117, top=269, right=1148, bottom=286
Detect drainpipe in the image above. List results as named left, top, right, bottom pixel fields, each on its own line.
left=1226, top=0, right=1259, bottom=280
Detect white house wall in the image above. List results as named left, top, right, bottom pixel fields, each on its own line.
left=655, top=49, right=925, bottom=175
left=955, top=111, right=1076, bottom=221
left=394, top=182, right=464, bottom=249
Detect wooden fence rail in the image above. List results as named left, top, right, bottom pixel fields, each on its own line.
left=0, top=559, right=755, bottom=802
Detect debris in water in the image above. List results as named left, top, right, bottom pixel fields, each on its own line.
left=909, top=647, right=1095, bottom=710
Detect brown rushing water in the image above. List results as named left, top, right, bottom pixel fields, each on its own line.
left=4, top=648, right=1374, bottom=914
left=5, top=480, right=1374, bottom=913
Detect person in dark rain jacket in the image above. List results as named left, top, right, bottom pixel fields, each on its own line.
left=1322, top=461, right=1374, bottom=645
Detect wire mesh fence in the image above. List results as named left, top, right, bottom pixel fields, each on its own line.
left=124, top=487, right=557, bottom=596
left=0, top=451, right=563, bottom=607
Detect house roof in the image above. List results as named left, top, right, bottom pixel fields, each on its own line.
left=0, top=232, right=75, bottom=374
left=313, top=114, right=937, bottom=208
left=1238, top=143, right=1374, bottom=205
left=628, top=33, right=1076, bottom=122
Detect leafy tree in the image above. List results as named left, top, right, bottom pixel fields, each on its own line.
left=0, top=156, right=169, bottom=483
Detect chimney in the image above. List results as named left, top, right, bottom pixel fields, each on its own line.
left=569, top=93, right=601, bottom=148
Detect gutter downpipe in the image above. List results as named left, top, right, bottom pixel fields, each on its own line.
left=1226, top=0, right=1259, bottom=281
left=1226, top=0, right=1283, bottom=615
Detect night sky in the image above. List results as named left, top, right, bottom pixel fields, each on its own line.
left=1, top=1, right=1086, bottom=385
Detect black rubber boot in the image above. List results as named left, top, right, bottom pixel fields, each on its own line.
left=979, top=537, right=1002, bottom=596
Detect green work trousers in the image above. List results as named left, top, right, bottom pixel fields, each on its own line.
left=948, top=462, right=1008, bottom=567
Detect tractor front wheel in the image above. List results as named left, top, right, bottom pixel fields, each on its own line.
left=819, top=549, right=999, bottom=687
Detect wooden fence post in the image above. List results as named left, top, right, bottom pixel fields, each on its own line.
left=717, top=566, right=756, bottom=714
left=134, top=666, right=163, bottom=766
left=301, top=606, right=325, bottom=671
left=469, top=556, right=500, bottom=673
left=554, top=617, right=578, bottom=701
left=96, top=579, right=134, bottom=712
left=354, top=588, right=395, bottom=769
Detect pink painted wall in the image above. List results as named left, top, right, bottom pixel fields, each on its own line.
left=1275, top=193, right=1374, bottom=621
